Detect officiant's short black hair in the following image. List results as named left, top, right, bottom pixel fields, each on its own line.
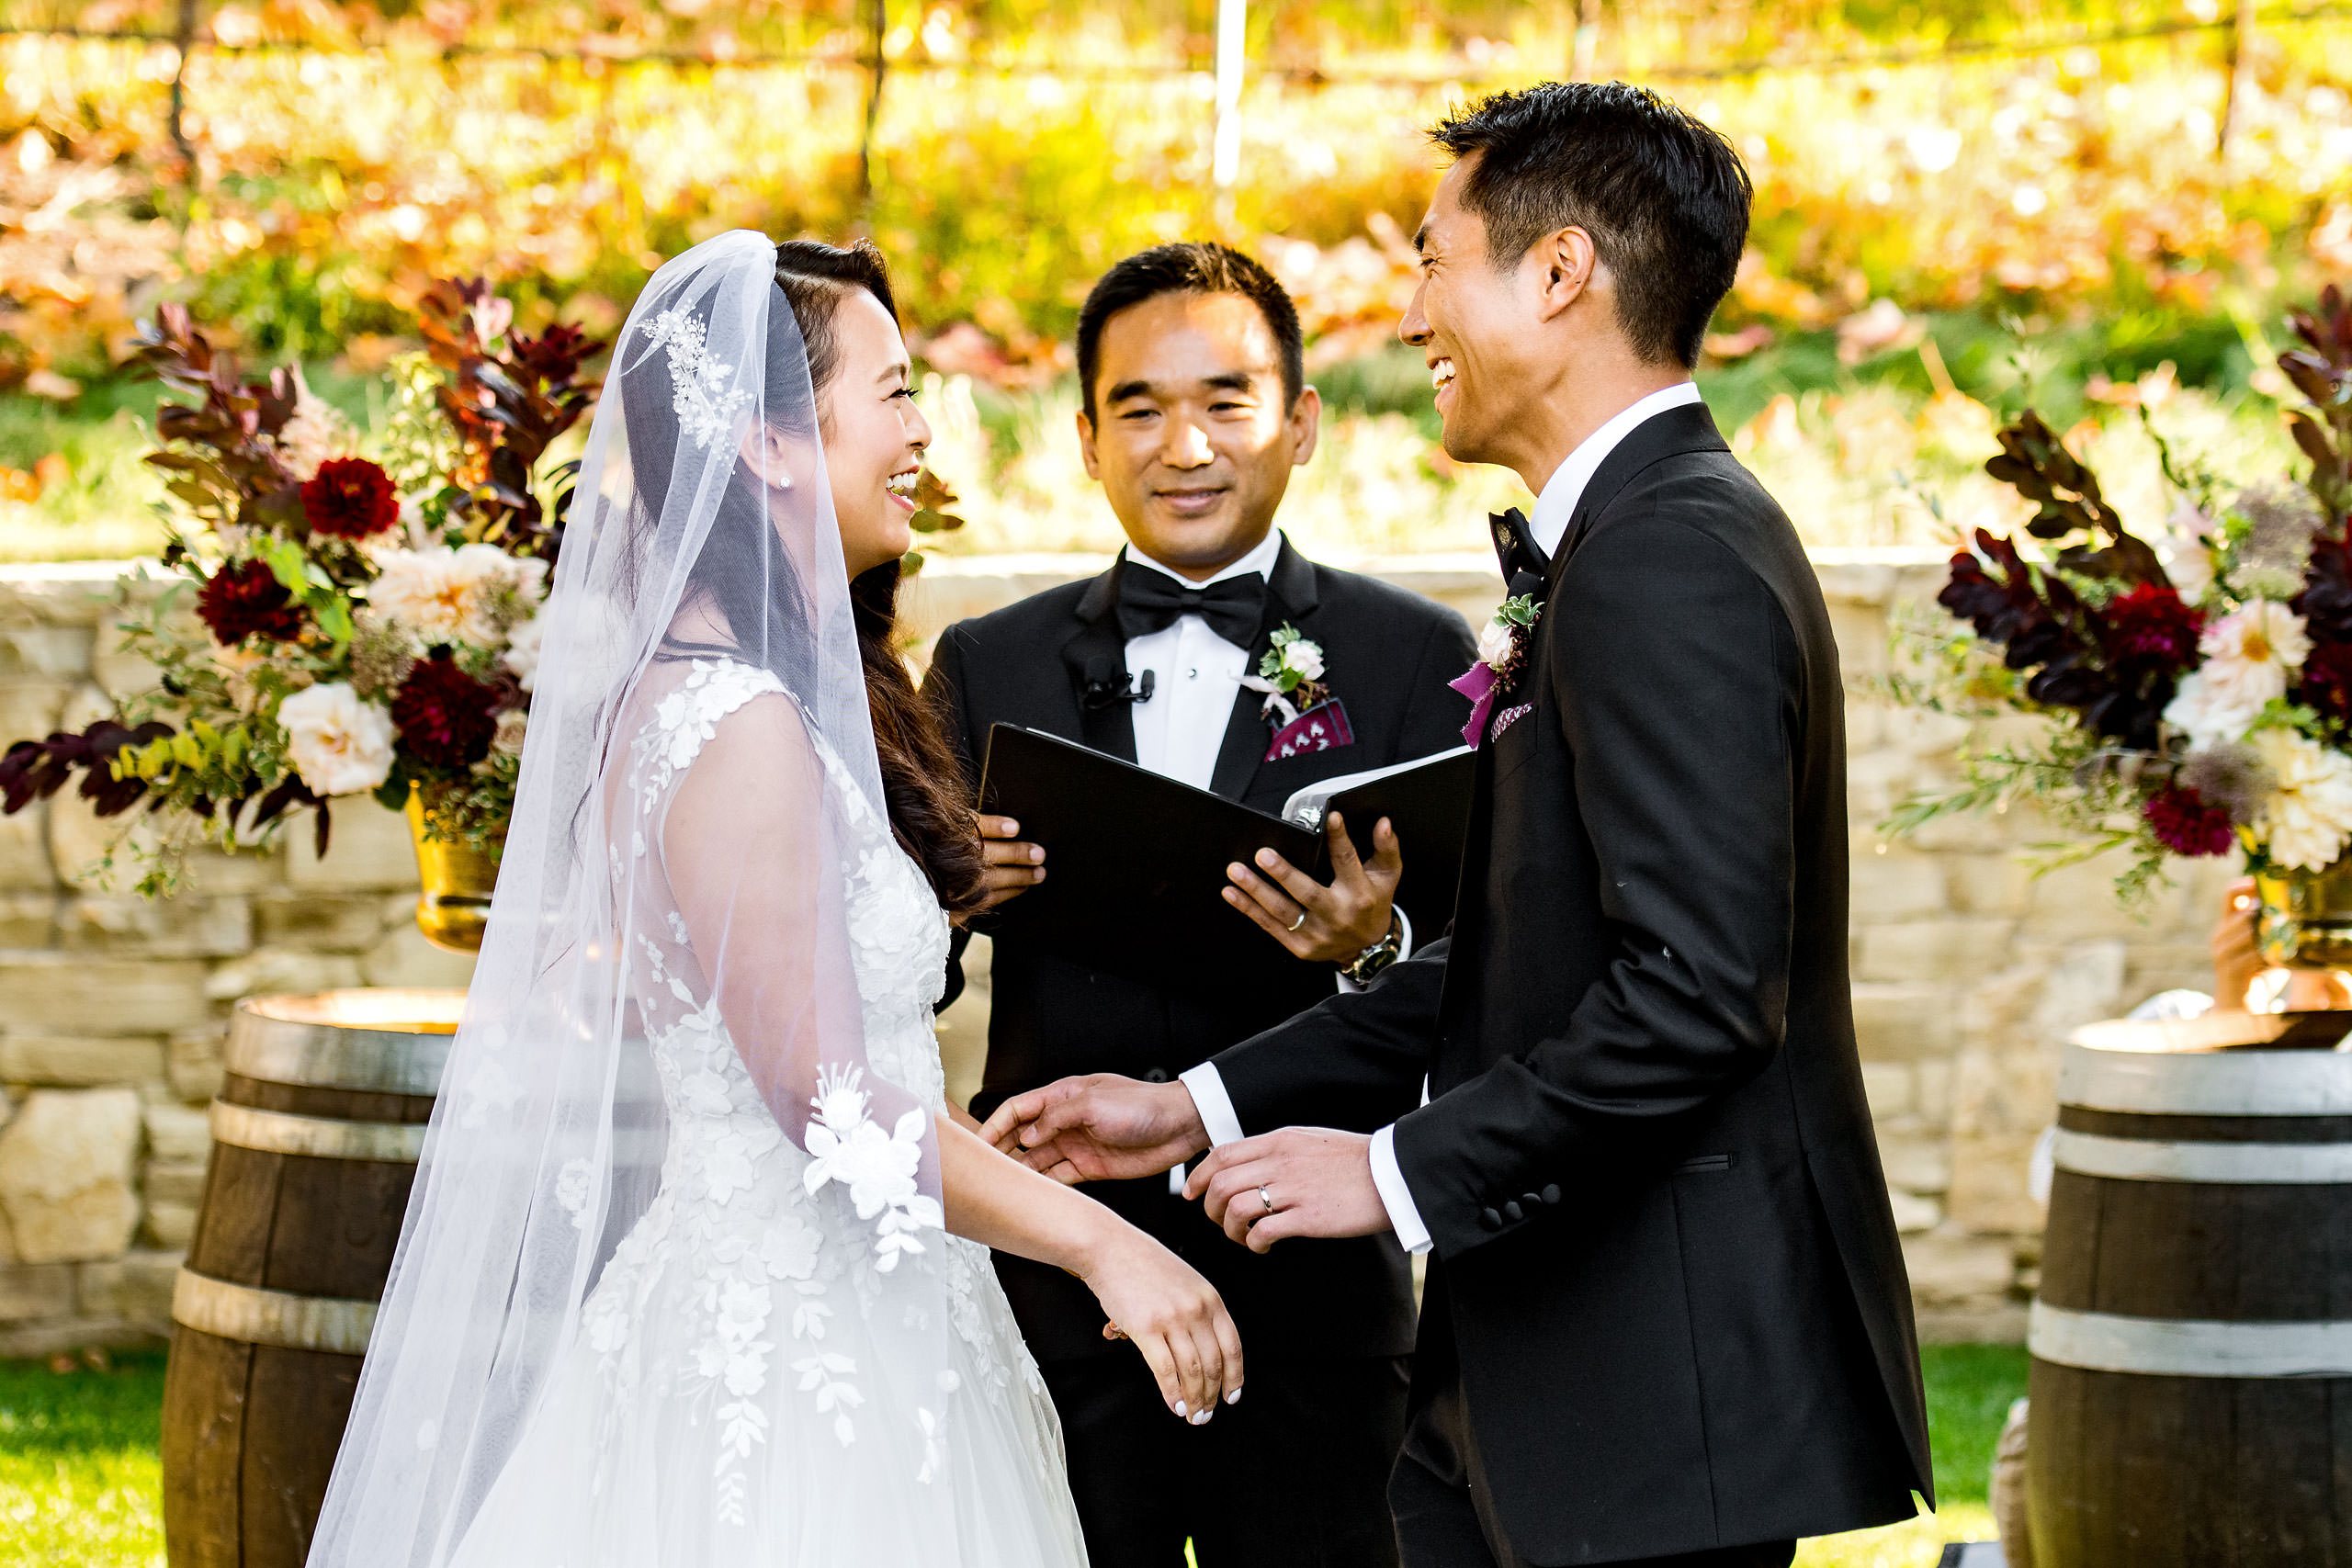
left=1430, top=82, right=1750, bottom=368
left=1075, top=243, right=1304, bottom=422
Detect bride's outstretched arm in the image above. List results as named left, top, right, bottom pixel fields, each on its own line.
left=936, top=1116, right=1243, bottom=1424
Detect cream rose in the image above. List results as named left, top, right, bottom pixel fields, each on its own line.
left=278, top=682, right=395, bottom=796
left=2250, top=728, right=2352, bottom=873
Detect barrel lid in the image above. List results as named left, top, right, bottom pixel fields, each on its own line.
left=225, top=989, right=463, bottom=1096
left=2062, top=1031, right=2352, bottom=1116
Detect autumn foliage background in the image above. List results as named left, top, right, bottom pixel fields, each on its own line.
left=0, top=0, right=2347, bottom=561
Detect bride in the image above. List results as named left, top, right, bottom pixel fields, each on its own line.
left=308, top=231, right=1241, bottom=1567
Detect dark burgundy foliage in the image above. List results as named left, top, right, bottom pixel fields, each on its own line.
left=0, top=719, right=175, bottom=816
left=418, top=279, right=605, bottom=561
left=2103, top=583, right=2204, bottom=665
left=129, top=303, right=304, bottom=532
left=197, top=558, right=304, bottom=645
left=300, top=457, right=401, bottom=538
left=1984, top=411, right=2169, bottom=585
left=1938, top=529, right=2179, bottom=749
left=2143, top=785, right=2236, bottom=857
left=2281, top=284, right=2352, bottom=523
left=391, top=650, right=500, bottom=771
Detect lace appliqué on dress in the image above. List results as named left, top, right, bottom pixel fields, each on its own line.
left=803, top=1066, right=945, bottom=1271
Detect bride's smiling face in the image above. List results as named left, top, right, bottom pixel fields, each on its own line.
left=819, top=289, right=932, bottom=579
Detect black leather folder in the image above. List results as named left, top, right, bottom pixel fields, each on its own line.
left=976, top=725, right=1476, bottom=990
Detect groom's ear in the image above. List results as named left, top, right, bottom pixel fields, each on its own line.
left=1531, top=226, right=1599, bottom=324
left=1074, top=408, right=1102, bottom=480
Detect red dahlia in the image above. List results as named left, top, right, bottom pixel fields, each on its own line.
left=390, top=650, right=499, bottom=770
left=196, top=557, right=303, bottom=644
left=300, top=457, right=400, bottom=539
left=2143, top=785, right=2234, bottom=858
left=2103, top=583, right=2204, bottom=666
left=2298, top=642, right=2352, bottom=724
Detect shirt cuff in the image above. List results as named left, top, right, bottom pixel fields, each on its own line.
left=1177, top=1062, right=1246, bottom=1147
left=1337, top=908, right=1416, bottom=996
left=1370, top=1122, right=1432, bottom=1256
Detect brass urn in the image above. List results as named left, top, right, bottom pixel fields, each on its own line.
left=2253, top=858, right=2352, bottom=970
left=404, top=789, right=503, bottom=953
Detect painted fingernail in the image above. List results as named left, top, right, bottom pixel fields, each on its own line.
left=1190, top=1408, right=1211, bottom=1426
left=1173, top=1400, right=1188, bottom=1417
left=1225, top=1387, right=1242, bottom=1404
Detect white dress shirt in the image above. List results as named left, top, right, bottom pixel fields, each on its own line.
left=1181, top=381, right=1704, bottom=1254
left=1121, top=528, right=1285, bottom=790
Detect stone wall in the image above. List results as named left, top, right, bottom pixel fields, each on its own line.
left=0, top=553, right=2237, bottom=1356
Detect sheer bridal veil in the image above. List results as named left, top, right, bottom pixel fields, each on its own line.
left=308, top=231, right=962, bottom=1565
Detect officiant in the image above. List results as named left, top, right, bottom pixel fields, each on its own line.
left=923, top=243, right=1477, bottom=1568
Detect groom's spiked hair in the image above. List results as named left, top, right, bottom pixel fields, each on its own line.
left=1075, top=243, right=1304, bottom=423
left=1430, top=82, right=1751, bottom=369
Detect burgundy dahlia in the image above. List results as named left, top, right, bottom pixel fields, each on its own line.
left=196, top=557, right=303, bottom=644
left=2143, top=785, right=2234, bottom=858
left=2103, top=583, right=2203, bottom=666
left=2299, top=641, right=2352, bottom=725
left=300, top=457, right=400, bottom=539
left=391, top=651, right=499, bottom=770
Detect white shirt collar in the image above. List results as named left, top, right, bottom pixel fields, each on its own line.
left=1122, top=526, right=1285, bottom=589
left=1526, top=382, right=1705, bottom=559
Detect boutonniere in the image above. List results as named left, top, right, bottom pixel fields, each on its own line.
left=1449, top=594, right=1543, bottom=748
left=1244, top=624, right=1357, bottom=761
left=1241, top=624, right=1329, bottom=726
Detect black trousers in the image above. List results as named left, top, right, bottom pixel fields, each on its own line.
left=1389, top=1373, right=1796, bottom=1568
left=1037, top=1350, right=1411, bottom=1568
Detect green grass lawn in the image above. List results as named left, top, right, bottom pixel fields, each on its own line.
left=3, top=1342, right=2024, bottom=1568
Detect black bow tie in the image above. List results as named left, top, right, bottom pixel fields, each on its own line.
left=1114, top=567, right=1267, bottom=649
left=1490, top=508, right=1550, bottom=582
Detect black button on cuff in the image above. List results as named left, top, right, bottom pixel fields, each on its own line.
left=1478, top=1206, right=1503, bottom=1232
left=1141, top=1067, right=1170, bottom=1083
left=1502, top=1201, right=1524, bottom=1223
left=1540, top=1184, right=1562, bottom=1206
left=1518, top=1192, right=1542, bottom=1210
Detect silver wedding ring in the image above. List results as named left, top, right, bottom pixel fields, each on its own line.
left=1258, top=1186, right=1275, bottom=1214
left=1288, top=911, right=1306, bottom=931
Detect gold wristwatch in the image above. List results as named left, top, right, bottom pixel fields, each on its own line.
left=1338, top=910, right=1404, bottom=986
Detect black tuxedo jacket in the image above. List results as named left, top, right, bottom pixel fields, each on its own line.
left=923, top=536, right=1477, bottom=1362
left=1208, top=407, right=1934, bottom=1562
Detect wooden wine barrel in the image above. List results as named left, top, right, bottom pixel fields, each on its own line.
left=162, top=989, right=463, bottom=1568
left=2028, top=1016, right=2352, bottom=1568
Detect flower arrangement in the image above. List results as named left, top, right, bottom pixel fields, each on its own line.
left=1891, top=283, right=2352, bottom=904
left=0, top=282, right=603, bottom=895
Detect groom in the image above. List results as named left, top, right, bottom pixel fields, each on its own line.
left=923, top=243, right=1476, bottom=1566
left=984, top=85, right=1932, bottom=1567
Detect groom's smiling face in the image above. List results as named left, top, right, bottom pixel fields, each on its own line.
left=1078, top=290, right=1320, bottom=581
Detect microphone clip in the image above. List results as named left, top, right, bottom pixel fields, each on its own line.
left=1081, top=663, right=1156, bottom=711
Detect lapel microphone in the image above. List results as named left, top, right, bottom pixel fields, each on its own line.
left=1081, top=657, right=1156, bottom=710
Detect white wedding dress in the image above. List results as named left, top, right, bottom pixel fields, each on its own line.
left=443, top=660, right=1090, bottom=1567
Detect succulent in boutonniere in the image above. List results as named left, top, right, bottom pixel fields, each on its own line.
left=1450, top=594, right=1543, bottom=748
left=1242, top=624, right=1330, bottom=725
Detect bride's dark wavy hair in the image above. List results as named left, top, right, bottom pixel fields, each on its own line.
left=627, top=240, right=985, bottom=914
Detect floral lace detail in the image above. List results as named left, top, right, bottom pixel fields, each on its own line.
left=560, top=654, right=1038, bottom=1511
left=804, top=1066, right=944, bottom=1271
left=643, top=307, right=754, bottom=449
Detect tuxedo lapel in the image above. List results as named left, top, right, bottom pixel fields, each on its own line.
left=1206, top=537, right=1322, bottom=800
left=1060, top=559, right=1139, bottom=762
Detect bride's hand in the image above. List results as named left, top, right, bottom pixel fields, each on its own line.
left=1077, top=1227, right=1243, bottom=1424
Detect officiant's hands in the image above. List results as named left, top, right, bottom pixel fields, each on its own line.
left=972, top=812, right=1046, bottom=911
left=980, top=1075, right=1210, bottom=1184
left=1224, top=810, right=1403, bottom=964
left=1185, top=1128, right=1391, bottom=1252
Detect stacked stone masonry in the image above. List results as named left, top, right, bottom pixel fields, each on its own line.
left=0, top=555, right=2237, bottom=1356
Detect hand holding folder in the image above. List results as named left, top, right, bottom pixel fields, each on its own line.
left=976, top=725, right=1475, bottom=990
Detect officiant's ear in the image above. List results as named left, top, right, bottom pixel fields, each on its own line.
left=1531, top=226, right=1600, bottom=324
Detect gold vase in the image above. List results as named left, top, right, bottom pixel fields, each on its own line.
left=2253, top=857, right=2352, bottom=970
left=404, top=790, right=503, bottom=954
